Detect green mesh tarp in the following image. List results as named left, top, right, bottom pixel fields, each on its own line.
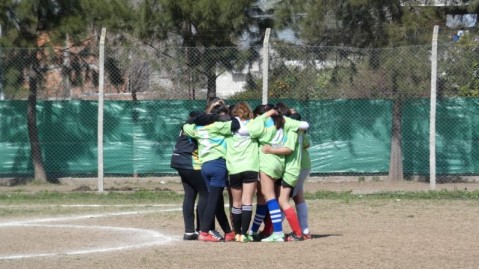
left=1, top=98, right=479, bottom=177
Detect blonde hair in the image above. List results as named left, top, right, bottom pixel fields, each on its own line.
left=231, top=102, right=253, bottom=120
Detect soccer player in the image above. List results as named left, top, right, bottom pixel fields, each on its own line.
left=225, top=102, right=259, bottom=242
left=261, top=110, right=312, bottom=241
left=170, top=111, right=207, bottom=240
left=183, top=103, right=237, bottom=242
left=245, top=103, right=309, bottom=242
left=290, top=111, right=312, bottom=240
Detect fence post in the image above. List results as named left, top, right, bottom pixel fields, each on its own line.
left=429, top=25, right=439, bottom=190
left=98, top=27, right=106, bottom=193
left=0, top=24, right=3, bottom=100
left=262, top=28, right=271, bottom=105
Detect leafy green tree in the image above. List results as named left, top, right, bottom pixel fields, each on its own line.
left=437, top=35, right=479, bottom=97
left=0, top=0, right=87, bottom=181
left=272, top=0, right=446, bottom=180
left=0, top=0, right=133, bottom=181
left=134, top=0, right=257, bottom=99
left=275, top=0, right=402, bottom=47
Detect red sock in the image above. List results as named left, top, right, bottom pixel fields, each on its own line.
left=284, top=207, right=302, bottom=237
left=263, top=212, right=273, bottom=235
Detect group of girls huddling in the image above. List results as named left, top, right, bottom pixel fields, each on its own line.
left=170, top=97, right=312, bottom=242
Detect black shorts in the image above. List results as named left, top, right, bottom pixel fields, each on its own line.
left=276, top=178, right=294, bottom=189
left=229, top=171, right=259, bottom=189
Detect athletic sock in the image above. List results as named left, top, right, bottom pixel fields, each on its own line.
left=266, top=199, right=283, bottom=233
left=250, top=204, right=267, bottom=233
left=232, top=206, right=242, bottom=234
left=284, top=207, right=302, bottom=237
left=295, top=202, right=309, bottom=233
left=241, top=204, right=253, bottom=235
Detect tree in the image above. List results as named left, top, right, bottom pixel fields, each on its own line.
left=0, top=0, right=133, bottom=181
left=134, top=0, right=257, bottom=99
left=0, top=0, right=87, bottom=181
left=272, top=0, right=446, bottom=180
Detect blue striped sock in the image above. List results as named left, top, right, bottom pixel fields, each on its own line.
left=250, top=204, right=267, bottom=233
left=267, top=199, right=283, bottom=233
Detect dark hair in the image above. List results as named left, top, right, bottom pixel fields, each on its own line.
left=289, top=112, right=301, bottom=121
left=228, top=104, right=235, bottom=116
left=210, top=103, right=229, bottom=115
left=186, top=110, right=203, bottom=124
left=253, top=104, right=273, bottom=117
left=189, top=111, right=202, bottom=118
left=205, top=97, right=225, bottom=113
left=271, top=115, right=285, bottom=130
left=275, top=102, right=291, bottom=117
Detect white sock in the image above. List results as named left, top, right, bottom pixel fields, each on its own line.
left=295, top=202, right=309, bottom=234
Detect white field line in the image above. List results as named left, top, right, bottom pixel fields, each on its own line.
left=0, top=203, right=182, bottom=208
left=0, top=206, right=182, bottom=260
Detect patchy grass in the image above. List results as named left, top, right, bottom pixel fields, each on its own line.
left=1, top=188, right=479, bottom=207
left=306, top=189, right=479, bottom=200
left=0, top=189, right=183, bottom=205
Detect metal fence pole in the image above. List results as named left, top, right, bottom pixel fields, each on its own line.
left=98, top=28, right=106, bottom=193
left=0, top=24, right=3, bottom=100
left=429, top=25, right=439, bottom=190
left=262, top=28, right=271, bottom=105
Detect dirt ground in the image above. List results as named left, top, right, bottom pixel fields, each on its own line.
left=2, top=176, right=479, bottom=193
left=1, top=177, right=479, bottom=269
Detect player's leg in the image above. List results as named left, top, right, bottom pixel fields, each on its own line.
left=239, top=171, right=258, bottom=242
left=177, top=169, right=198, bottom=240
left=229, top=173, right=244, bottom=237
left=278, top=183, right=303, bottom=240
left=250, top=182, right=267, bottom=236
left=260, top=172, right=284, bottom=242
left=189, top=169, right=208, bottom=234
left=199, top=160, right=225, bottom=242
left=293, top=168, right=311, bottom=239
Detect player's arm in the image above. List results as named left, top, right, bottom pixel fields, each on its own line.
left=261, top=145, right=293, bottom=155
left=182, top=123, right=196, bottom=138
left=237, top=115, right=266, bottom=137
left=285, top=117, right=309, bottom=131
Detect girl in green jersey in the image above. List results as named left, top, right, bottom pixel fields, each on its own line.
left=226, top=102, right=259, bottom=242
left=246, top=103, right=308, bottom=242
left=183, top=103, right=237, bottom=242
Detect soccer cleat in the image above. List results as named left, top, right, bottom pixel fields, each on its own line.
left=183, top=232, right=198, bottom=240
left=302, top=233, right=312, bottom=240
left=249, top=231, right=270, bottom=242
left=209, top=230, right=224, bottom=241
left=238, top=234, right=253, bottom=243
left=234, top=234, right=241, bottom=242
left=248, top=232, right=262, bottom=242
left=224, top=231, right=236, bottom=242
left=258, top=231, right=271, bottom=239
left=198, top=231, right=222, bottom=242
left=261, top=232, right=284, bottom=242
left=285, top=232, right=304, bottom=242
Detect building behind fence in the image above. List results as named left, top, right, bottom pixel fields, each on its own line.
left=1, top=28, right=479, bottom=181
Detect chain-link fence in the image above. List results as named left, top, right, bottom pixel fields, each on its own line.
left=1, top=27, right=479, bottom=183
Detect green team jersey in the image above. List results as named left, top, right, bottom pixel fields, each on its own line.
left=225, top=118, right=259, bottom=174
left=300, top=132, right=312, bottom=170
left=248, top=114, right=302, bottom=179
left=282, top=130, right=301, bottom=186
left=182, top=121, right=232, bottom=163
